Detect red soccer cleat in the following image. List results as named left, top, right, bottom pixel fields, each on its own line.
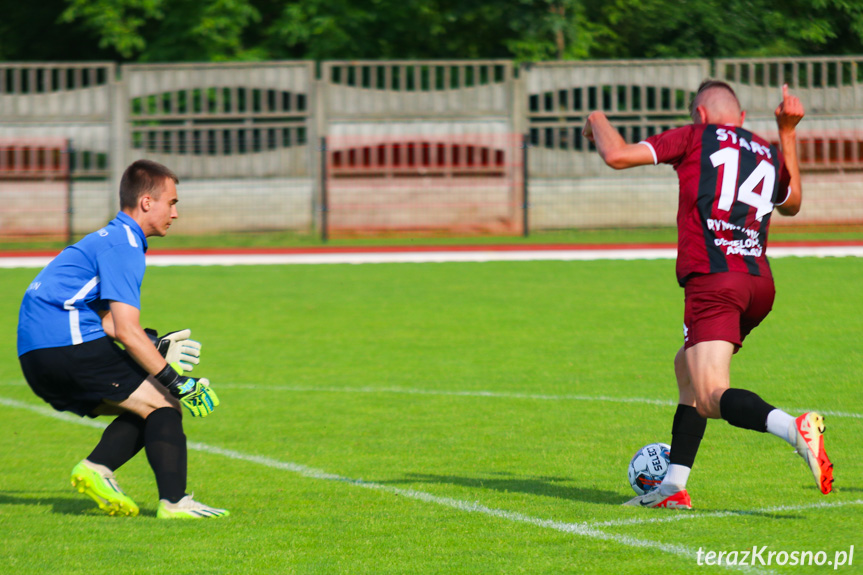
left=793, top=412, right=834, bottom=494
left=623, top=489, right=692, bottom=509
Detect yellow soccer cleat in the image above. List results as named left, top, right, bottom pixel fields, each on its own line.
left=70, top=460, right=139, bottom=517
left=157, top=494, right=230, bottom=519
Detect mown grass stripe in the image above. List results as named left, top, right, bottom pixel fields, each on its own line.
left=0, top=394, right=778, bottom=574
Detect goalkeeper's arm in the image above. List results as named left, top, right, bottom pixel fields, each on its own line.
left=106, top=303, right=218, bottom=417
left=145, top=328, right=201, bottom=372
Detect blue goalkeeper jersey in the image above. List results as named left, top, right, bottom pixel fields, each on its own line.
left=17, top=212, right=148, bottom=356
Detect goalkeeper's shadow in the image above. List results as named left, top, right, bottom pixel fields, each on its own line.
left=0, top=490, right=155, bottom=516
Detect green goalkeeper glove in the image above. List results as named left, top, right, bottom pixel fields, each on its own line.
left=174, top=377, right=220, bottom=418
left=145, top=328, right=202, bottom=372
left=155, top=364, right=220, bottom=418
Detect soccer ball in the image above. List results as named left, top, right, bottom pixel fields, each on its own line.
left=628, top=442, right=671, bottom=495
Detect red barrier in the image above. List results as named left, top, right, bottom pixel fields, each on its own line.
left=0, top=137, right=70, bottom=180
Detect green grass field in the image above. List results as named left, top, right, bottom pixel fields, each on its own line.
left=1, top=256, right=862, bottom=574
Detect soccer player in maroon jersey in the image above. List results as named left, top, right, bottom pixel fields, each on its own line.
left=583, top=81, right=833, bottom=509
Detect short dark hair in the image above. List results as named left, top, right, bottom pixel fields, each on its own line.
left=689, top=79, right=740, bottom=116
left=119, top=160, right=179, bottom=210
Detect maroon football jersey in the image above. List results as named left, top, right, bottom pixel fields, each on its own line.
left=642, top=124, right=791, bottom=286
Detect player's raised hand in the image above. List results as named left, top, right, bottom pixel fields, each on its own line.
left=775, top=84, right=804, bottom=132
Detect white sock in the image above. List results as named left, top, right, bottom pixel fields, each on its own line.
left=659, top=464, right=690, bottom=495
left=766, top=409, right=796, bottom=446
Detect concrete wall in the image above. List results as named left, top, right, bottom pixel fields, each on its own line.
left=2, top=58, right=862, bottom=238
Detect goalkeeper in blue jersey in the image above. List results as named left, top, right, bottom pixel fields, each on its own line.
left=17, top=159, right=227, bottom=519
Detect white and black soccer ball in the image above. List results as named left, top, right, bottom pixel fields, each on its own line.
left=627, top=442, right=671, bottom=495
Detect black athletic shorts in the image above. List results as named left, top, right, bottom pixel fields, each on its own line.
left=19, top=337, right=149, bottom=418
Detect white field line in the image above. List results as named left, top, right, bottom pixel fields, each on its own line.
left=3, top=379, right=861, bottom=420
left=1, top=244, right=862, bottom=268
left=221, top=383, right=676, bottom=406
left=0, top=394, right=785, bottom=574
left=215, top=382, right=863, bottom=420
left=593, top=499, right=863, bottom=528
left=0, top=250, right=676, bottom=269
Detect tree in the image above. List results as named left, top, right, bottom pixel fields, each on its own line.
left=0, top=0, right=114, bottom=61
left=2, top=0, right=862, bottom=63
left=59, top=0, right=262, bottom=61
left=504, top=0, right=612, bottom=61
left=586, top=0, right=863, bottom=59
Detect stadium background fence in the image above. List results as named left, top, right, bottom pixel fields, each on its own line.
left=2, top=57, right=862, bottom=240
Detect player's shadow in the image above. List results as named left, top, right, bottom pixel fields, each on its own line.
left=0, top=491, right=155, bottom=517
left=832, top=486, right=863, bottom=493
left=383, top=472, right=622, bottom=505
left=695, top=485, right=861, bottom=519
